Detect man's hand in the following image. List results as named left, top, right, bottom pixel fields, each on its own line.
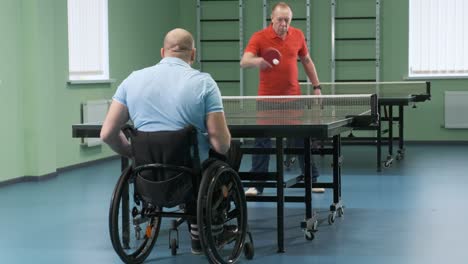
left=100, top=100, right=132, bottom=157
left=313, top=87, right=322, bottom=95
left=254, top=57, right=273, bottom=70
left=240, top=52, right=272, bottom=69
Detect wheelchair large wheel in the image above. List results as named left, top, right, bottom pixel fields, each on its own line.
left=197, top=160, right=248, bottom=264
left=109, top=166, right=162, bottom=264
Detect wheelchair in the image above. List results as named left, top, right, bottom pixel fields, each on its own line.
left=108, top=126, right=254, bottom=264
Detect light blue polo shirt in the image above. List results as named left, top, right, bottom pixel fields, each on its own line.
left=113, top=57, right=224, bottom=161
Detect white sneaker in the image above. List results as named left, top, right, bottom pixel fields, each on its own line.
left=312, top=187, right=325, bottom=193
left=245, top=187, right=259, bottom=196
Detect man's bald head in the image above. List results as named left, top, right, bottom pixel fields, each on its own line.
left=162, top=28, right=195, bottom=62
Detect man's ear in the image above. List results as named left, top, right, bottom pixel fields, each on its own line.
left=190, top=48, right=196, bottom=64
left=160, top=48, right=164, bottom=58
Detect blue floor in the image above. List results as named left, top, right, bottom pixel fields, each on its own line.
left=1, top=144, right=467, bottom=264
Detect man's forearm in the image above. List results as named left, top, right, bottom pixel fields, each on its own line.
left=209, top=129, right=231, bottom=154
left=240, top=56, right=259, bottom=68
left=301, top=56, right=320, bottom=86
left=104, top=131, right=132, bottom=158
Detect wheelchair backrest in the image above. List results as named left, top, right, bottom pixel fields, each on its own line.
left=129, top=126, right=200, bottom=207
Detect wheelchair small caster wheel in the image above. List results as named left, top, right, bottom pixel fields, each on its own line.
left=170, top=238, right=177, bottom=256
left=244, top=242, right=254, bottom=260
left=328, top=213, right=336, bottom=225
left=304, top=230, right=314, bottom=241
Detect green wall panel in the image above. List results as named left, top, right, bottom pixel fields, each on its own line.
left=216, top=82, right=243, bottom=96
left=201, top=22, right=240, bottom=40
left=0, top=0, right=24, bottom=182
left=200, top=1, right=239, bottom=19
left=335, top=61, right=377, bottom=80
left=201, top=42, right=241, bottom=60
left=336, top=40, right=376, bottom=60
left=202, top=62, right=241, bottom=81
left=334, top=0, right=377, bottom=17
left=21, top=0, right=58, bottom=176
left=335, top=20, right=376, bottom=39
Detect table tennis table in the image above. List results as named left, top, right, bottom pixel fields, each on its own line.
left=301, top=81, right=431, bottom=172
left=72, top=94, right=378, bottom=253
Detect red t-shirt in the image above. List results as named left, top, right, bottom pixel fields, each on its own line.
left=244, top=25, right=308, bottom=96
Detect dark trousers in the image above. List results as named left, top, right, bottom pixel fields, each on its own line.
left=250, top=137, right=319, bottom=193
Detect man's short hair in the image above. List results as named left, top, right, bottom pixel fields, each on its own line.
left=271, top=2, right=291, bottom=13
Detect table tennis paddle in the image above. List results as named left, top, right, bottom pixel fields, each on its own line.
left=261, top=47, right=282, bottom=66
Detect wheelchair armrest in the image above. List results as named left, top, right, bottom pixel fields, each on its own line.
left=134, top=163, right=194, bottom=175
left=121, top=124, right=135, bottom=139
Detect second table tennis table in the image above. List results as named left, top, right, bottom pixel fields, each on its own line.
left=301, top=81, right=431, bottom=172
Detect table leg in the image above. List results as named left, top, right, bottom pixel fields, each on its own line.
left=276, top=137, right=285, bottom=253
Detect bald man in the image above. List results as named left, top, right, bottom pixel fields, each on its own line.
left=101, top=28, right=230, bottom=160
left=101, top=28, right=231, bottom=254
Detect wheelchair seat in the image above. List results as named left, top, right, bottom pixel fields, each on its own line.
left=108, top=125, right=254, bottom=264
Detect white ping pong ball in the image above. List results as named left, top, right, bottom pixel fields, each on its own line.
left=272, top=59, right=279, bottom=65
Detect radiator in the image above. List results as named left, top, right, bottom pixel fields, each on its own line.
left=445, top=91, right=468, bottom=129
left=81, top=99, right=111, bottom=146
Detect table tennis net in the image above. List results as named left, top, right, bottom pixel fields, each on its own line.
left=222, top=94, right=377, bottom=119
left=300, top=81, right=428, bottom=98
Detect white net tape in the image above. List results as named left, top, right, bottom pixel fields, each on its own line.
left=299, top=81, right=428, bottom=97
left=222, top=94, right=374, bottom=121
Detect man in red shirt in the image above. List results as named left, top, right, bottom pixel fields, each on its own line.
left=240, top=2, right=324, bottom=195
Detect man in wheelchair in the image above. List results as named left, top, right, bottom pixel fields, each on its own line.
left=100, top=28, right=252, bottom=264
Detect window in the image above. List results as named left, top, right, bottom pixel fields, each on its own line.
left=67, top=0, right=109, bottom=81
left=408, top=0, right=468, bottom=78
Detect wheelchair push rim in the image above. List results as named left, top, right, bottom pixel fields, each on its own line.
left=109, top=166, right=162, bottom=264
left=197, top=160, right=248, bottom=264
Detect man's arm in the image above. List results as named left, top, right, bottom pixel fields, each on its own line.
left=240, top=52, right=272, bottom=70
left=300, top=54, right=321, bottom=95
left=100, top=100, right=132, bottom=158
left=206, top=112, right=231, bottom=154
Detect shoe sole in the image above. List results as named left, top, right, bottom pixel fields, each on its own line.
left=191, top=249, right=203, bottom=255
left=312, top=188, right=325, bottom=193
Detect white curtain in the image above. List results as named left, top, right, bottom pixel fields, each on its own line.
left=409, top=0, right=468, bottom=77
left=67, top=0, right=109, bottom=80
